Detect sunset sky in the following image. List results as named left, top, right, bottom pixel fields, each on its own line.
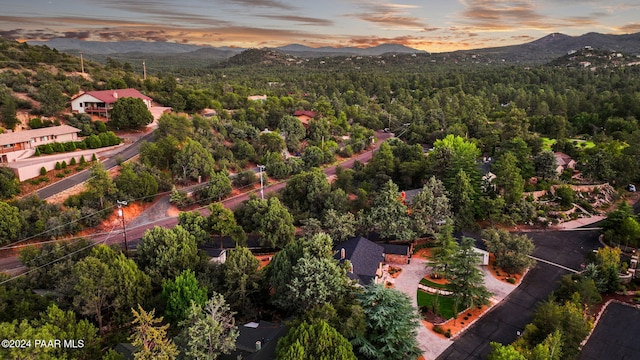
left=2, top=0, right=639, bottom=52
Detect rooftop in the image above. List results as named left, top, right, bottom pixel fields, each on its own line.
left=0, top=125, right=81, bottom=146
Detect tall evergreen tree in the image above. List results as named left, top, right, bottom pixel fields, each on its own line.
left=353, top=285, right=422, bottom=360
left=176, top=293, right=239, bottom=360
left=276, top=319, right=357, bottom=360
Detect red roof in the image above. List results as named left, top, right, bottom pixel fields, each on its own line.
left=79, top=88, right=152, bottom=104
left=293, top=110, right=316, bottom=118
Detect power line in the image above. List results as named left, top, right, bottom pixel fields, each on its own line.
left=0, top=225, right=117, bottom=286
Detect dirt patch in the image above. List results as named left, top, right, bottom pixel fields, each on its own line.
left=255, top=254, right=274, bottom=269
left=414, top=247, right=435, bottom=259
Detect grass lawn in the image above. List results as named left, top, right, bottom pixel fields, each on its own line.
left=541, top=137, right=557, bottom=151
left=569, top=138, right=595, bottom=149
left=419, top=277, right=448, bottom=289
left=417, top=290, right=456, bottom=319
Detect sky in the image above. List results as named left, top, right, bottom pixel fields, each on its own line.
left=1, top=0, right=639, bottom=53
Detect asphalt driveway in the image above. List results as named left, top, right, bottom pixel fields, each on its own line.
left=436, top=230, right=602, bottom=360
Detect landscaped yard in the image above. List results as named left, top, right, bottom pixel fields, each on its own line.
left=419, top=277, right=448, bottom=289
left=417, top=290, right=456, bottom=320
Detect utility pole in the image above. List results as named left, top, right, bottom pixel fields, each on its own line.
left=142, top=60, right=147, bottom=80
left=258, top=165, right=266, bottom=199
left=117, top=200, right=128, bottom=257
left=80, top=52, right=84, bottom=74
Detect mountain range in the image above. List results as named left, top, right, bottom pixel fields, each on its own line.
left=27, top=31, right=640, bottom=65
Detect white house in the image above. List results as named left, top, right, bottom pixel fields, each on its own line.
left=0, top=125, right=81, bottom=163
left=71, top=88, right=152, bottom=117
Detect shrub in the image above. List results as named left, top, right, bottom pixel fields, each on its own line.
left=76, top=141, right=87, bottom=150
left=55, top=162, right=61, bottom=170
left=444, top=329, right=452, bottom=338
left=34, top=147, right=41, bottom=156
left=91, top=154, right=97, bottom=162
left=433, top=325, right=444, bottom=334
left=70, top=157, right=76, bottom=165
left=63, top=169, right=71, bottom=175
left=43, top=144, right=54, bottom=154
left=39, top=167, right=46, bottom=176
left=79, top=155, right=86, bottom=164
left=61, top=161, right=67, bottom=169
left=29, top=118, right=44, bottom=129
left=507, top=277, right=517, bottom=284
left=53, top=142, right=65, bottom=153
left=55, top=173, right=65, bottom=178
left=64, top=141, right=76, bottom=152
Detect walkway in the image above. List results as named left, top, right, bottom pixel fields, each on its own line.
left=392, top=257, right=451, bottom=360
left=392, top=256, right=519, bottom=360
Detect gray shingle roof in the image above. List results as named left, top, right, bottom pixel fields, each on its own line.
left=334, top=236, right=384, bottom=285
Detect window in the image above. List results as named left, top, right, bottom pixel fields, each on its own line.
left=79, top=102, right=83, bottom=107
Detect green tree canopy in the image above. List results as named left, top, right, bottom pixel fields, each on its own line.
left=366, top=180, right=414, bottom=241
left=268, top=233, right=350, bottom=313
left=410, top=176, right=452, bottom=237
left=110, top=97, right=153, bottom=130
left=223, top=246, right=262, bottom=315
left=446, top=237, right=493, bottom=309
left=281, top=168, right=332, bottom=220
left=161, top=269, right=208, bottom=325
left=176, top=293, right=239, bottom=360
left=353, top=285, right=422, bottom=360
left=482, top=228, right=536, bottom=274
left=137, top=225, right=200, bottom=286
left=0, top=303, right=100, bottom=360
left=0, top=167, right=20, bottom=200
left=276, top=319, right=357, bottom=360
left=0, top=201, right=23, bottom=245
left=130, top=305, right=178, bottom=360
left=172, top=138, right=215, bottom=182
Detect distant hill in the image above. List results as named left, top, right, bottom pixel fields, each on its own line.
left=446, top=32, right=640, bottom=64
left=28, top=38, right=425, bottom=58
left=24, top=32, right=640, bottom=67
left=28, top=38, right=206, bottom=54
left=275, top=43, right=427, bottom=57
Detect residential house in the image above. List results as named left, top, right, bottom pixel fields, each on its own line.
left=0, top=125, right=81, bottom=163
left=247, top=95, right=268, bottom=102
left=220, top=321, right=288, bottom=360
left=70, top=88, right=152, bottom=117
left=554, top=152, right=576, bottom=174
left=334, top=237, right=384, bottom=285
left=382, top=243, right=411, bottom=265
left=293, top=110, right=316, bottom=127
left=200, top=245, right=228, bottom=264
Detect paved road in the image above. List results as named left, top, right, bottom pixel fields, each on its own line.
left=579, top=302, right=640, bottom=360
left=436, top=230, right=601, bottom=360
left=35, top=131, right=155, bottom=199
left=0, top=131, right=392, bottom=272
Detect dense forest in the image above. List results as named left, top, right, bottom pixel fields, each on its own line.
left=1, top=37, right=640, bottom=359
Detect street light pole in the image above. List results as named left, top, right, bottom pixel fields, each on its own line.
left=117, top=200, right=128, bottom=257
left=258, top=165, right=266, bottom=200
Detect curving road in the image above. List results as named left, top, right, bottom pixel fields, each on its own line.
left=1, top=131, right=392, bottom=272
left=436, top=230, right=601, bottom=359
left=34, top=131, right=155, bottom=200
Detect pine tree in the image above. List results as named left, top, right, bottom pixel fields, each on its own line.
left=130, top=305, right=178, bottom=360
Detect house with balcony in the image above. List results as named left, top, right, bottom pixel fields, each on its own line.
left=70, top=88, right=152, bottom=118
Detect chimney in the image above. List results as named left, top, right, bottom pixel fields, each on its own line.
left=340, top=248, right=345, bottom=260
